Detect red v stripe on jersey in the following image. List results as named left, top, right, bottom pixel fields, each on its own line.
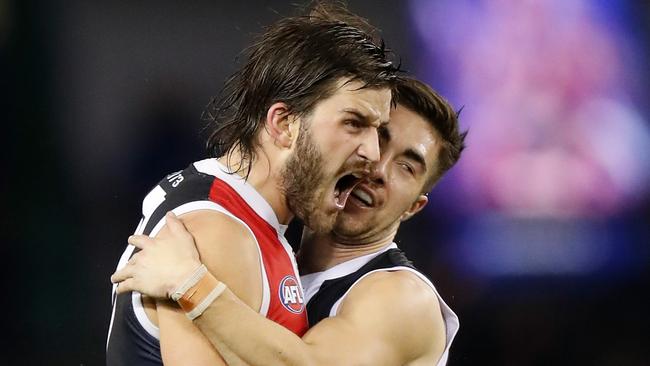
left=208, top=178, right=308, bottom=336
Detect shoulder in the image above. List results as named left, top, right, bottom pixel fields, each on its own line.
left=175, top=209, right=263, bottom=310
left=337, top=269, right=446, bottom=360
left=343, top=270, right=440, bottom=317
left=180, top=209, right=254, bottom=241
left=176, top=209, right=259, bottom=265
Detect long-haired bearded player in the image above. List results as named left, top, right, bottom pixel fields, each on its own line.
left=105, top=6, right=399, bottom=366
left=112, top=77, right=467, bottom=366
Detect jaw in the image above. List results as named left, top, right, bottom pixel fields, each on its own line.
left=330, top=207, right=377, bottom=243
left=302, top=178, right=366, bottom=234
left=331, top=200, right=406, bottom=246
left=330, top=219, right=400, bottom=247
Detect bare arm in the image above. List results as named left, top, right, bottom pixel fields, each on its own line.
left=128, top=211, right=263, bottom=365
left=113, top=214, right=446, bottom=365
left=194, top=270, right=445, bottom=366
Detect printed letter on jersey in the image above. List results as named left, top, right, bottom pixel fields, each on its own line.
left=278, top=275, right=304, bottom=314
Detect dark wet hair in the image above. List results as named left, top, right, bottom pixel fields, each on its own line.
left=394, top=77, right=467, bottom=191
left=204, top=3, right=399, bottom=178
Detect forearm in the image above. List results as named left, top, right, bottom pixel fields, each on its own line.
left=194, top=288, right=315, bottom=366
left=156, top=300, right=229, bottom=366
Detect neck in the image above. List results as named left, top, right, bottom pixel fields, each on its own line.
left=297, top=229, right=396, bottom=274
left=217, top=152, right=293, bottom=225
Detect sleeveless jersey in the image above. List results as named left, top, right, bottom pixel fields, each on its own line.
left=301, top=243, right=459, bottom=366
left=106, top=158, right=308, bottom=365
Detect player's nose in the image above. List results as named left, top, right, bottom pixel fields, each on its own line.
left=356, top=129, right=380, bottom=163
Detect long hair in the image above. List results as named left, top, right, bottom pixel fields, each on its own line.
left=204, top=4, right=399, bottom=178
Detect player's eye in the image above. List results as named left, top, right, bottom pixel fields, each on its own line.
left=399, top=162, right=414, bottom=175
left=344, top=119, right=365, bottom=129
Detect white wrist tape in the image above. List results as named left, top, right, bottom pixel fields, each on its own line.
left=185, top=282, right=227, bottom=320
left=171, top=264, right=208, bottom=302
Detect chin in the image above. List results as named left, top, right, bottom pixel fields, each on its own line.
left=303, top=210, right=338, bottom=234
left=332, top=221, right=368, bottom=239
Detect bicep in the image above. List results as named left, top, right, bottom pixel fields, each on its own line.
left=299, top=293, right=402, bottom=365
left=155, top=210, right=263, bottom=365
left=180, top=209, right=263, bottom=311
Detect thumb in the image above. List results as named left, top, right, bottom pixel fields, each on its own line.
left=165, top=211, right=188, bottom=234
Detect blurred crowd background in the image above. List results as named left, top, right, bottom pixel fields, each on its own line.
left=3, top=0, right=649, bottom=364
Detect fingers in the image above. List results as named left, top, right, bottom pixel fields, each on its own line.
left=115, top=278, right=136, bottom=295
left=112, top=261, right=139, bottom=295
left=127, top=235, right=153, bottom=249
left=111, top=265, right=134, bottom=284
left=165, top=211, right=188, bottom=234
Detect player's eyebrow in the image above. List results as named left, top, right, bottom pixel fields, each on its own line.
left=342, top=108, right=384, bottom=127
left=342, top=108, right=369, bottom=121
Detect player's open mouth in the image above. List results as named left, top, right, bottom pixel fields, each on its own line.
left=349, top=186, right=374, bottom=207
left=333, top=173, right=364, bottom=209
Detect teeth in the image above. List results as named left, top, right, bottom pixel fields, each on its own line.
left=351, top=188, right=373, bottom=206
left=352, top=172, right=364, bottom=178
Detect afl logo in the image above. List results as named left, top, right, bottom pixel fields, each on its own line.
left=278, top=275, right=304, bottom=314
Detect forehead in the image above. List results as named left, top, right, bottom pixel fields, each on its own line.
left=322, top=79, right=392, bottom=121
left=387, top=105, right=441, bottom=164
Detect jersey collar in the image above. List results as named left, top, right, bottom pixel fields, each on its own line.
left=193, top=158, right=285, bottom=235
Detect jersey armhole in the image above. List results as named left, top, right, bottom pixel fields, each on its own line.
left=329, top=266, right=460, bottom=366
left=328, top=267, right=428, bottom=317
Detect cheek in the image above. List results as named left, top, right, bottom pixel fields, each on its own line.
left=324, top=134, right=357, bottom=161
left=385, top=179, right=420, bottom=210
left=311, top=126, right=336, bottom=150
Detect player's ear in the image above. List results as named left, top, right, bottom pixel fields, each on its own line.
left=399, top=194, right=428, bottom=222
left=265, top=102, right=296, bottom=148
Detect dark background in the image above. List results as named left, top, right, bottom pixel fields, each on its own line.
left=3, top=1, right=649, bottom=365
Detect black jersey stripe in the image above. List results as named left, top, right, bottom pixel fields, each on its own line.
left=306, top=248, right=415, bottom=326
left=107, top=162, right=221, bottom=366
left=141, top=164, right=215, bottom=236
